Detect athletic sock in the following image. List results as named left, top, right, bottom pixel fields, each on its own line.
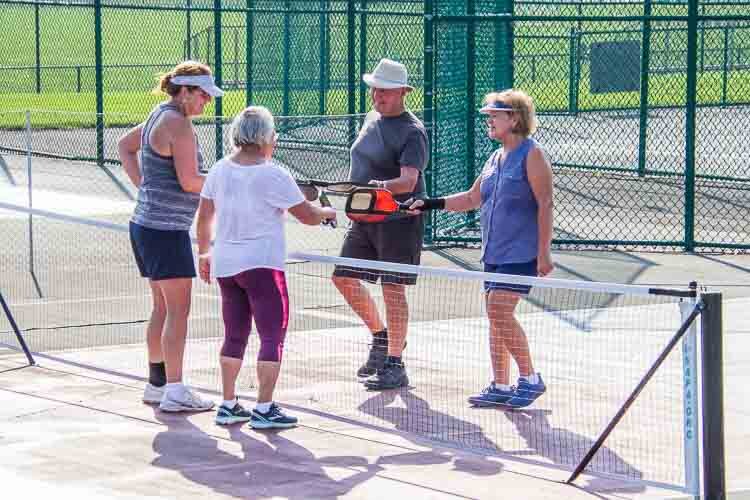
left=255, top=401, right=272, bottom=414
left=372, top=329, right=388, bottom=348
left=148, top=362, right=166, bottom=387
left=493, top=382, right=512, bottom=392
left=522, top=373, right=540, bottom=385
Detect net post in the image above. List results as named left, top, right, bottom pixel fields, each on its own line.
left=700, top=291, right=726, bottom=500
left=0, top=292, right=35, bottom=367
left=680, top=282, right=700, bottom=496
left=566, top=299, right=703, bottom=485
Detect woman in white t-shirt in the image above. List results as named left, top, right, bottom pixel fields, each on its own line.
left=196, top=106, right=336, bottom=429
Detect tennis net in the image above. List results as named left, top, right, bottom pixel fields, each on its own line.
left=0, top=201, right=702, bottom=492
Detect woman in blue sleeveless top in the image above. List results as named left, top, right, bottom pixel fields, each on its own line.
left=409, top=89, right=554, bottom=409
left=118, top=61, right=223, bottom=412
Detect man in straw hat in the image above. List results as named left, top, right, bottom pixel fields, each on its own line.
left=332, top=58, right=429, bottom=390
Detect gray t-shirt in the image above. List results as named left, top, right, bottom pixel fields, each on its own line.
left=349, top=110, right=429, bottom=202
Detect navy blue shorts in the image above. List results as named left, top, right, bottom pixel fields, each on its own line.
left=129, top=222, right=196, bottom=281
left=483, top=259, right=537, bottom=295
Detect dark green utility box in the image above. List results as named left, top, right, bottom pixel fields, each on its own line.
left=589, top=40, right=641, bottom=93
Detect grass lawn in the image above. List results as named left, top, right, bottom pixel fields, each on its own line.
left=1, top=0, right=749, bottom=129
left=2, top=65, right=747, bottom=129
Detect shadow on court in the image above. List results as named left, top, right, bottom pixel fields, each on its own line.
left=358, top=390, right=648, bottom=496
left=504, top=409, right=646, bottom=495
left=358, top=389, right=504, bottom=476
left=151, top=409, right=397, bottom=499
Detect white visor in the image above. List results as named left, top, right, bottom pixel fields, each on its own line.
left=171, top=74, right=224, bottom=97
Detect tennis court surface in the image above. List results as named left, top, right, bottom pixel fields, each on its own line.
left=1, top=200, right=750, bottom=499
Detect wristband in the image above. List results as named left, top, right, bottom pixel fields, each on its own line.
left=198, top=253, right=211, bottom=259
left=419, top=197, right=446, bottom=211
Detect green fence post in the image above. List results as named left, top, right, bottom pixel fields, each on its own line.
left=347, top=0, right=356, bottom=142
left=34, top=2, right=41, bottom=94
left=94, top=0, right=104, bottom=169
left=494, top=0, right=513, bottom=90
left=358, top=0, right=367, bottom=114
left=207, top=30, right=212, bottom=66
left=423, top=0, right=434, bottom=244
left=465, top=0, right=476, bottom=229
left=283, top=0, right=291, bottom=116
left=234, top=27, right=240, bottom=86
left=567, top=27, right=579, bottom=115
left=318, top=0, right=328, bottom=114
left=324, top=1, right=331, bottom=112
left=722, top=26, right=729, bottom=105
left=186, top=0, right=192, bottom=59
left=637, top=0, right=652, bottom=178
left=246, top=0, right=253, bottom=106
left=684, top=0, right=699, bottom=252
left=213, top=0, right=223, bottom=160
left=699, top=3, right=705, bottom=73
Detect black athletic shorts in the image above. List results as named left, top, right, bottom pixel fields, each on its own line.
left=129, top=221, right=196, bottom=281
left=332, top=215, right=424, bottom=285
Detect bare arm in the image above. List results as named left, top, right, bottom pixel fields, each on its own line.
left=196, top=197, right=215, bottom=283
left=168, top=117, right=205, bottom=194
left=379, top=166, right=420, bottom=194
left=406, top=174, right=481, bottom=213
left=117, top=125, right=143, bottom=188
left=288, top=200, right=337, bottom=226
left=443, top=175, right=482, bottom=212
left=527, top=146, right=554, bottom=276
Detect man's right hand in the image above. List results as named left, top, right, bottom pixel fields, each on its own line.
left=320, top=207, right=337, bottom=225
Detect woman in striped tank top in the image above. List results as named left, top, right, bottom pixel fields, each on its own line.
left=118, top=61, right=223, bottom=412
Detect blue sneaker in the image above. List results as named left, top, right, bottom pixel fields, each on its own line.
left=250, top=403, right=298, bottom=429
left=468, top=382, right=515, bottom=408
left=215, top=399, right=253, bottom=425
left=505, top=374, right=546, bottom=409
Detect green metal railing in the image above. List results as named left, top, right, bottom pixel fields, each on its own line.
left=0, top=0, right=748, bottom=251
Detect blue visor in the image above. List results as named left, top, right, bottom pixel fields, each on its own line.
left=479, top=101, right=514, bottom=114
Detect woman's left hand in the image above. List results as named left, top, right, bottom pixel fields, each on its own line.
left=537, top=250, right=554, bottom=277
left=198, top=254, right=211, bottom=284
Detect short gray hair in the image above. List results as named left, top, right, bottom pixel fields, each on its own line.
left=230, top=106, right=275, bottom=148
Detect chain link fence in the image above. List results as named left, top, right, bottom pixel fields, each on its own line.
left=429, top=0, right=750, bottom=251
left=1, top=0, right=748, bottom=250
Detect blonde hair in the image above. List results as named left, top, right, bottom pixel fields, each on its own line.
left=153, top=60, right=212, bottom=96
left=230, top=106, right=276, bottom=148
left=483, top=89, right=538, bottom=137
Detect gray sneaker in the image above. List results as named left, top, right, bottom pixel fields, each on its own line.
left=159, top=387, right=214, bottom=412
left=364, top=360, right=409, bottom=390
left=143, top=383, right=164, bottom=404
left=357, top=345, right=387, bottom=378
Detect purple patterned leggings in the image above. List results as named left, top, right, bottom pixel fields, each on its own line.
left=216, top=268, right=289, bottom=362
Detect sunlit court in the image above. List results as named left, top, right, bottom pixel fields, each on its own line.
left=2, top=0, right=750, bottom=498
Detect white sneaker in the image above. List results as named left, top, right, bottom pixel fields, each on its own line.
left=143, top=383, right=165, bottom=404
left=159, top=387, right=214, bottom=412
